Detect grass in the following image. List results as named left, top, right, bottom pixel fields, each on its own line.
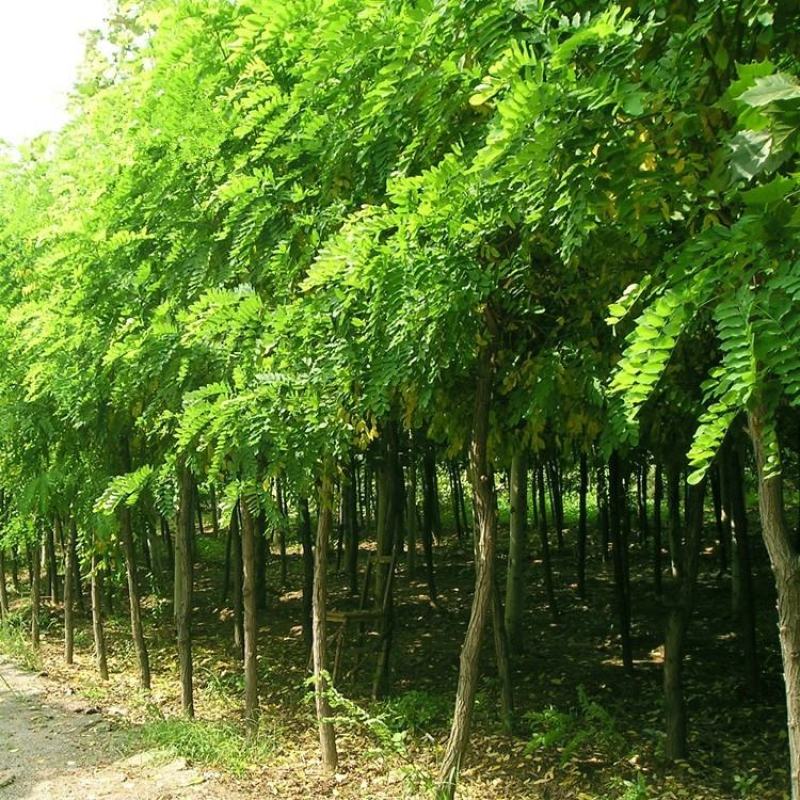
left=135, top=715, right=282, bottom=776
left=0, top=610, right=42, bottom=672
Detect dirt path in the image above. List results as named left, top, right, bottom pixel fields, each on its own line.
left=0, top=657, right=241, bottom=800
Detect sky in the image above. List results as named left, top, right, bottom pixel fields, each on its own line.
left=0, top=1, right=110, bottom=145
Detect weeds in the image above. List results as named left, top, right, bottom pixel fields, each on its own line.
left=199, top=665, right=245, bottom=698
left=733, top=772, right=763, bottom=799
left=322, top=682, right=435, bottom=796
left=0, top=611, right=41, bottom=672
left=524, top=686, right=625, bottom=765
left=382, top=689, right=451, bottom=736
left=136, top=714, right=280, bottom=776
left=604, top=773, right=650, bottom=800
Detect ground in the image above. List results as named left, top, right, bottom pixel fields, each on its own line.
left=0, top=511, right=791, bottom=800
left=0, top=656, right=242, bottom=799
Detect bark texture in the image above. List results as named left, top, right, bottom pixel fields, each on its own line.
left=175, top=460, right=195, bottom=717
left=63, top=518, right=75, bottom=664
left=663, top=479, right=706, bottom=761
left=313, top=465, right=338, bottom=772
left=504, top=450, right=527, bottom=651
left=240, top=497, right=259, bottom=732
left=90, top=546, right=109, bottom=681
left=119, top=506, right=151, bottom=689
left=437, top=343, right=496, bottom=799
left=749, top=407, right=800, bottom=799
left=31, top=544, right=41, bottom=648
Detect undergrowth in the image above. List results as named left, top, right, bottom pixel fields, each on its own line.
left=524, top=686, right=626, bottom=765
left=135, top=714, right=281, bottom=776
left=323, top=682, right=436, bottom=796
left=0, top=610, right=42, bottom=672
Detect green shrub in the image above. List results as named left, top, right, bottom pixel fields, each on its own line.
left=733, top=772, right=763, bottom=799
left=322, top=684, right=434, bottom=796
left=382, top=689, right=451, bottom=735
left=524, top=686, right=624, bottom=765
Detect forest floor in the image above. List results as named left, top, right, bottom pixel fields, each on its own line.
left=0, top=517, right=791, bottom=800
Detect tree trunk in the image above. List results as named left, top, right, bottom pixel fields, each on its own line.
left=663, top=479, right=707, bottom=761
left=437, top=343, right=495, bottom=799
left=621, top=468, right=633, bottom=593
left=637, top=462, right=650, bottom=547
left=336, top=482, right=345, bottom=572
left=103, top=552, right=114, bottom=617
left=161, top=516, right=174, bottom=573
left=505, top=451, right=527, bottom=652
left=69, top=521, right=85, bottom=614
left=231, top=505, right=244, bottom=656
left=406, top=451, right=419, bottom=578
left=0, top=547, right=9, bottom=619
left=749, top=407, right=800, bottom=799
left=597, top=465, right=610, bottom=561
left=277, top=480, right=288, bottom=589
left=653, top=463, right=664, bottom=597
left=536, top=461, right=558, bottom=620
left=421, top=445, right=438, bottom=604
left=10, top=545, right=20, bottom=595
left=31, top=544, right=41, bottom=648
left=221, top=512, right=233, bottom=605
left=241, top=497, right=259, bottom=732
left=300, top=497, right=314, bottom=653
left=547, top=458, right=565, bottom=552
left=343, top=460, right=359, bottom=594
left=119, top=506, right=151, bottom=689
left=176, top=460, right=195, bottom=717
left=609, top=452, right=633, bottom=673
left=373, top=427, right=404, bottom=699
left=455, top=467, right=470, bottom=539
left=666, top=465, right=682, bottom=579
left=492, top=576, right=514, bottom=734
left=210, top=485, right=221, bottom=540
left=432, top=460, right=442, bottom=543
left=450, top=463, right=463, bottom=541
left=145, top=518, right=164, bottom=595
left=711, top=466, right=728, bottom=575
left=375, top=424, right=398, bottom=605
left=255, top=511, right=267, bottom=611
left=364, top=463, right=373, bottom=535
left=313, top=464, right=338, bottom=772
left=355, top=461, right=364, bottom=535
left=64, top=518, right=76, bottom=664
left=196, top=498, right=206, bottom=540
left=46, top=521, right=59, bottom=603
left=721, top=437, right=759, bottom=695
left=90, top=546, right=109, bottom=681
left=577, top=452, right=589, bottom=600
left=140, top=518, right=153, bottom=574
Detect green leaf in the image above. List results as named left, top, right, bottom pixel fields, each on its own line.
left=729, top=129, right=772, bottom=180
left=621, top=92, right=645, bottom=117
left=739, top=74, right=800, bottom=108
left=741, top=176, right=795, bottom=206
